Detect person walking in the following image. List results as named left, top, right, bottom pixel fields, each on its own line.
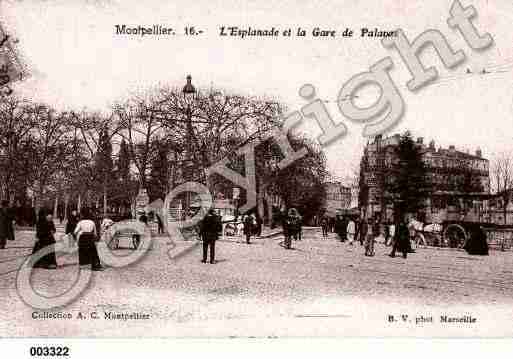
left=329, top=217, right=335, bottom=234
left=363, top=216, right=375, bottom=256
left=0, top=200, right=14, bottom=249
left=156, top=213, right=164, bottom=234
left=74, top=209, right=104, bottom=271
left=283, top=208, right=301, bottom=249
left=65, top=209, right=79, bottom=241
left=366, top=216, right=380, bottom=256
left=389, top=212, right=410, bottom=258
left=243, top=214, right=253, bottom=244
left=297, top=212, right=303, bottom=241
left=281, top=210, right=290, bottom=249
left=200, top=209, right=222, bottom=263
left=406, top=216, right=417, bottom=253
left=320, top=215, right=329, bottom=239
left=334, top=214, right=341, bottom=240
left=255, top=214, right=263, bottom=237
left=384, top=223, right=395, bottom=247
left=464, top=223, right=489, bottom=255
left=31, top=209, right=57, bottom=269
left=335, top=214, right=348, bottom=242
left=347, top=217, right=356, bottom=245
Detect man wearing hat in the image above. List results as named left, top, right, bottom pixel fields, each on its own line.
left=199, top=208, right=222, bottom=264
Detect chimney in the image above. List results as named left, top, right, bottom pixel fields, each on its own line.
left=429, top=140, right=435, bottom=149
left=416, top=137, right=424, bottom=144
left=476, top=147, right=482, bottom=157
left=449, top=145, right=455, bottom=153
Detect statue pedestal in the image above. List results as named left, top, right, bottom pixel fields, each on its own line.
left=135, top=188, right=150, bottom=216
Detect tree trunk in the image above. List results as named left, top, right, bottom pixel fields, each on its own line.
left=53, top=195, right=58, bottom=219
left=256, top=185, right=265, bottom=223
left=64, top=194, right=69, bottom=221
left=266, top=191, right=273, bottom=226
left=103, top=185, right=107, bottom=217
left=35, top=182, right=44, bottom=216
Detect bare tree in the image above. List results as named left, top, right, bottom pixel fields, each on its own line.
left=490, top=151, right=513, bottom=224
left=69, top=111, right=122, bottom=214
left=0, top=95, right=36, bottom=204
left=150, top=87, right=282, bottom=191
left=114, top=94, right=169, bottom=191
left=29, top=105, right=72, bottom=213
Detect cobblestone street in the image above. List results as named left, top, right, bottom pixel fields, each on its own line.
left=1, top=228, right=513, bottom=337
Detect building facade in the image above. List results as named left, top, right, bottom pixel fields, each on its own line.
left=323, top=181, right=351, bottom=216
left=360, top=134, right=490, bottom=223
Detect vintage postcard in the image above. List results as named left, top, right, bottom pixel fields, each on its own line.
left=1, top=0, right=513, bottom=346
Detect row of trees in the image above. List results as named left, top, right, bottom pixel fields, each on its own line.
left=490, top=150, right=513, bottom=223
left=0, top=85, right=328, bottom=222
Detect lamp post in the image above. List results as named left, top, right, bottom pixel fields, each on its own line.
left=182, top=75, right=196, bottom=219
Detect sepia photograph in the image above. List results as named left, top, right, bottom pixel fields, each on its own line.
left=0, top=0, right=513, bottom=347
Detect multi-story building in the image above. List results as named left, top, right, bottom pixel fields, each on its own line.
left=360, top=134, right=490, bottom=223
left=323, top=181, right=351, bottom=215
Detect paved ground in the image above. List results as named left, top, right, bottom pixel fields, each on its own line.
left=1, top=228, right=513, bottom=337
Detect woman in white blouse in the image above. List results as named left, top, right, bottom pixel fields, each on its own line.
left=74, top=210, right=104, bottom=271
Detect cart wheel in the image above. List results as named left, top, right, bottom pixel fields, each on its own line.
left=443, top=224, right=467, bottom=248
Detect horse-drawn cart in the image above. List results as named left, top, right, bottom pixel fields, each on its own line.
left=408, top=218, right=513, bottom=251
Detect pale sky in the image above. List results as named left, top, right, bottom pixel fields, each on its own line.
left=2, top=0, right=513, bottom=183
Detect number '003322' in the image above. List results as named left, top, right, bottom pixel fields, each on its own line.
left=30, top=346, right=70, bottom=357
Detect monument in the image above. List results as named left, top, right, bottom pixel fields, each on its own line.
left=135, top=187, right=150, bottom=216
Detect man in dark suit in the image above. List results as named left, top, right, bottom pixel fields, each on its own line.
left=335, top=214, right=348, bottom=242
left=0, top=200, right=14, bottom=249
left=200, top=209, right=222, bottom=264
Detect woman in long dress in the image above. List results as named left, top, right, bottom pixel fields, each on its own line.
left=74, top=209, right=104, bottom=271
left=243, top=214, right=253, bottom=244
left=31, top=209, right=58, bottom=269
left=364, top=216, right=377, bottom=256
left=464, top=223, right=489, bottom=255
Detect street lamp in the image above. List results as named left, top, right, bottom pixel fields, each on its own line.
left=182, top=75, right=196, bottom=219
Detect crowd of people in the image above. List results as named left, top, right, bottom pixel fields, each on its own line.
left=197, top=206, right=304, bottom=260
left=317, top=211, right=420, bottom=258
left=0, top=198, right=493, bottom=272
left=318, top=209, right=490, bottom=258
left=0, top=204, right=152, bottom=271
left=30, top=208, right=106, bottom=270
left=197, top=210, right=264, bottom=264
